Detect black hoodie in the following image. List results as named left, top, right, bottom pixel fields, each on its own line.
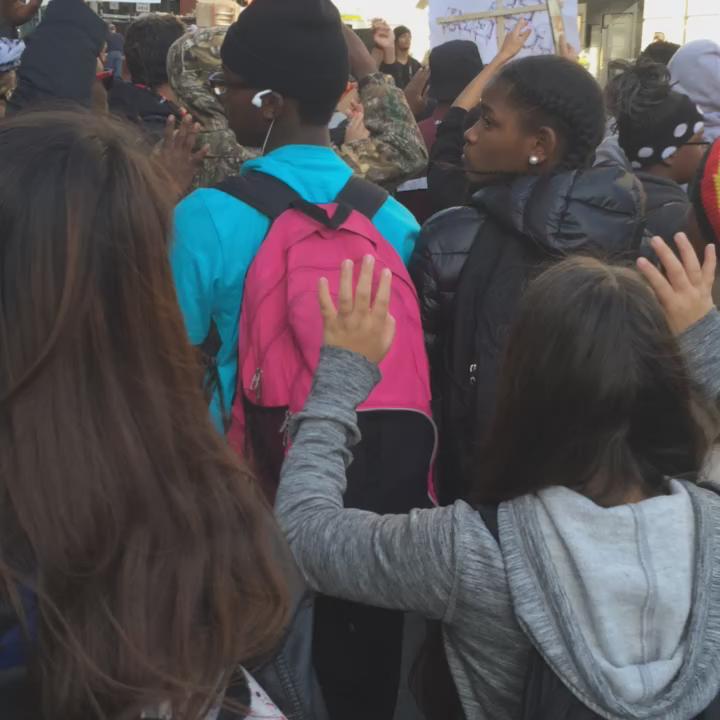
left=409, top=165, right=649, bottom=502
left=8, top=0, right=106, bottom=113
left=109, top=80, right=183, bottom=144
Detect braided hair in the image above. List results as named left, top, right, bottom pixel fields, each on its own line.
left=495, top=55, right=605, bottom=170
left=605, top=56, right=672, bottom=132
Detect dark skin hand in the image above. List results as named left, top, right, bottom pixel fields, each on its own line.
left=2, top=0, right=40, bottom=27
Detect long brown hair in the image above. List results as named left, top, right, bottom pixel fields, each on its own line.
left=0, top=109, right=289, bottom=718
left=471, top=256, right=708, bottom=506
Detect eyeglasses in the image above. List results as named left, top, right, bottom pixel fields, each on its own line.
left=685, top=140, right=711, bottom=147
left=207, top=71, right=252, bottom=98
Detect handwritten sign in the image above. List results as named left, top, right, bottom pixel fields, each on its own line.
left=429, top=0, right=579, bottom=63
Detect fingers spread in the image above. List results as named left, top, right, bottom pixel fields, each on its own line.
left=674, top=232, right=702, bottom=285
left=372, top=268, right=392, bottom=318
left=318, top=277, right=337, bottom=320
left=650, top=235, right=691, bottom=291
left=637, top=256, right=674, bottom=307
left=337, top=260, right=354, bottom=316
left=355, top=255, right=375, bottom=314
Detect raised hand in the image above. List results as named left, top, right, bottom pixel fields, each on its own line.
left=637, top=233, right=716, bottom=334
left=318, top=256, right=396, bottom=365
left=155, top=114, right=209, bottom=196
left=557, top=33, right=579, bottom=63
left=345, top=111, right=370, bottom=143
left=499, top=18, right=532, bottom=62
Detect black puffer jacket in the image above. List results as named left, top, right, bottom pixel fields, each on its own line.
left=109, top=81, right=183, bottom=145
left=636, top=171, right=691, bottom=240
left=409, top=165, right=649, bottom=503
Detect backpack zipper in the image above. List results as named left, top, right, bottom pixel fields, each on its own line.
left=250, top=368, right=262, bottom=402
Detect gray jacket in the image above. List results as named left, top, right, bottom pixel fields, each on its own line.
left=275, top=311, right=720, bottom=720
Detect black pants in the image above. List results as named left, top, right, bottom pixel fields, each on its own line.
left=313, top=411, right=435, bottom=720
left=314, top=597, right=404, bottom=720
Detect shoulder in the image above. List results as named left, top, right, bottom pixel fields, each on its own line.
left=450, top=500, right=509, bottom=602
left=417, top=205, right=484, bottom=256
left=175, top=187, right=266, bottom=235
left=373, top=195, right=420, bottom=263
left=377, top=194, right=421, bottom=231
left=173, top=187, right=270, bottom=264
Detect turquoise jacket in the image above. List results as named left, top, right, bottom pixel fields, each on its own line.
left=172, top=144, right=420, bottom=429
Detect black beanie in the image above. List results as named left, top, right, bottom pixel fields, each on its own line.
left=429, top=40, right=483, bottom=103
left=221, top=0, right=349, bottom=104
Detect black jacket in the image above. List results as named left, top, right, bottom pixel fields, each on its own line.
left=8, top=0, right=106, bottom=113
left=426, top=106, right=472, bottom=214
left=637, top=171, right=691, bottom=240
left=409, top=165, right=648, bottom=502
left=109, top=81, right=183, bottom=145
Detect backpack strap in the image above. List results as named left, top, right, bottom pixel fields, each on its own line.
left=335, top=176, right=389, bottom=220
left=476, top=504, right=500, bottom=544
left=215, top=171, right=303, bottom=221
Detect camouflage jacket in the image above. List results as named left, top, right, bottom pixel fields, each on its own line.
left=167, top=28, right=428, bottom=190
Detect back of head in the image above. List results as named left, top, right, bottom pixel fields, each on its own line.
left=0, top=109, right=288, bottom=717
left=473, top=257, right=704, bottom=505
left=669, top=39, right=720, bottom=140
left=607, top=57, right=704, bottom=170
left=221, top=0, right=350, bottom=125
left=125, top=13, right=186, bottom=87
left=640, top=40, right=680, bottom=65
left=496, top=55, right=605, bottom=170
left=168, top=27, right=225, bottom=126
left=429, top=40, right=483, bottom=104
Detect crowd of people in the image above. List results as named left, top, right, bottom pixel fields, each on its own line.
left=2, top=0, right=720, bottom=718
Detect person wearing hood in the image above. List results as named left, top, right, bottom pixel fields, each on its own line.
left=167, top=24, right=427, bottom=190
left=275, top=231, right=720, bottom=720
left=7, top=0, right=106, bottom=113
left=108, top=14, right=185, bottom=143
left=603, top=57, right=708, bottom=242
left=669, top=39, right=720, bottom=144
left=410, top=54, right=648, bottom=504
left=167, top=26, right=259, bottom=189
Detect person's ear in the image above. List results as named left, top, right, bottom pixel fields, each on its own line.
left=260, top=92, right=285, bottom=121
left=527, top=126, right=559, bottom=167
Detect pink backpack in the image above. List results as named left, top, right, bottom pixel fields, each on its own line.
left=217, top=171, right=436, bottom=508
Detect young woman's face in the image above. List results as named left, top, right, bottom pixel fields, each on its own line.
left=463, top=79, right=541, bottom=183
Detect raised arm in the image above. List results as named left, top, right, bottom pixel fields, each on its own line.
left=338, top=24, right=428, bottom=188
left=8, top=0, right=107, bottom=112
left=275, top=258, right=460, bottom=619
left=1, top=0, right=40, bottom=27
left=637, top=233, right=720, bottom=406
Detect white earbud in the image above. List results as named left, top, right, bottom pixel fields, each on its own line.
left=252, top=89, right=272, bottom=108
left=529, top=155, right=541, bottom=166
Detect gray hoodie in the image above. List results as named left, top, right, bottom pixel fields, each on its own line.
left=669, top=40, right=720, bottom=143
left=275, top=311, right=720, bottom=720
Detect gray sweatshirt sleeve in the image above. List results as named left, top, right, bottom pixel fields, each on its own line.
left=679, top=308, right=720, bottom=407
left=275, top=346, right=462, bottom=622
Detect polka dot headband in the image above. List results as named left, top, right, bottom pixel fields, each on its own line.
left=617, top=90, right=705, bottom=170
